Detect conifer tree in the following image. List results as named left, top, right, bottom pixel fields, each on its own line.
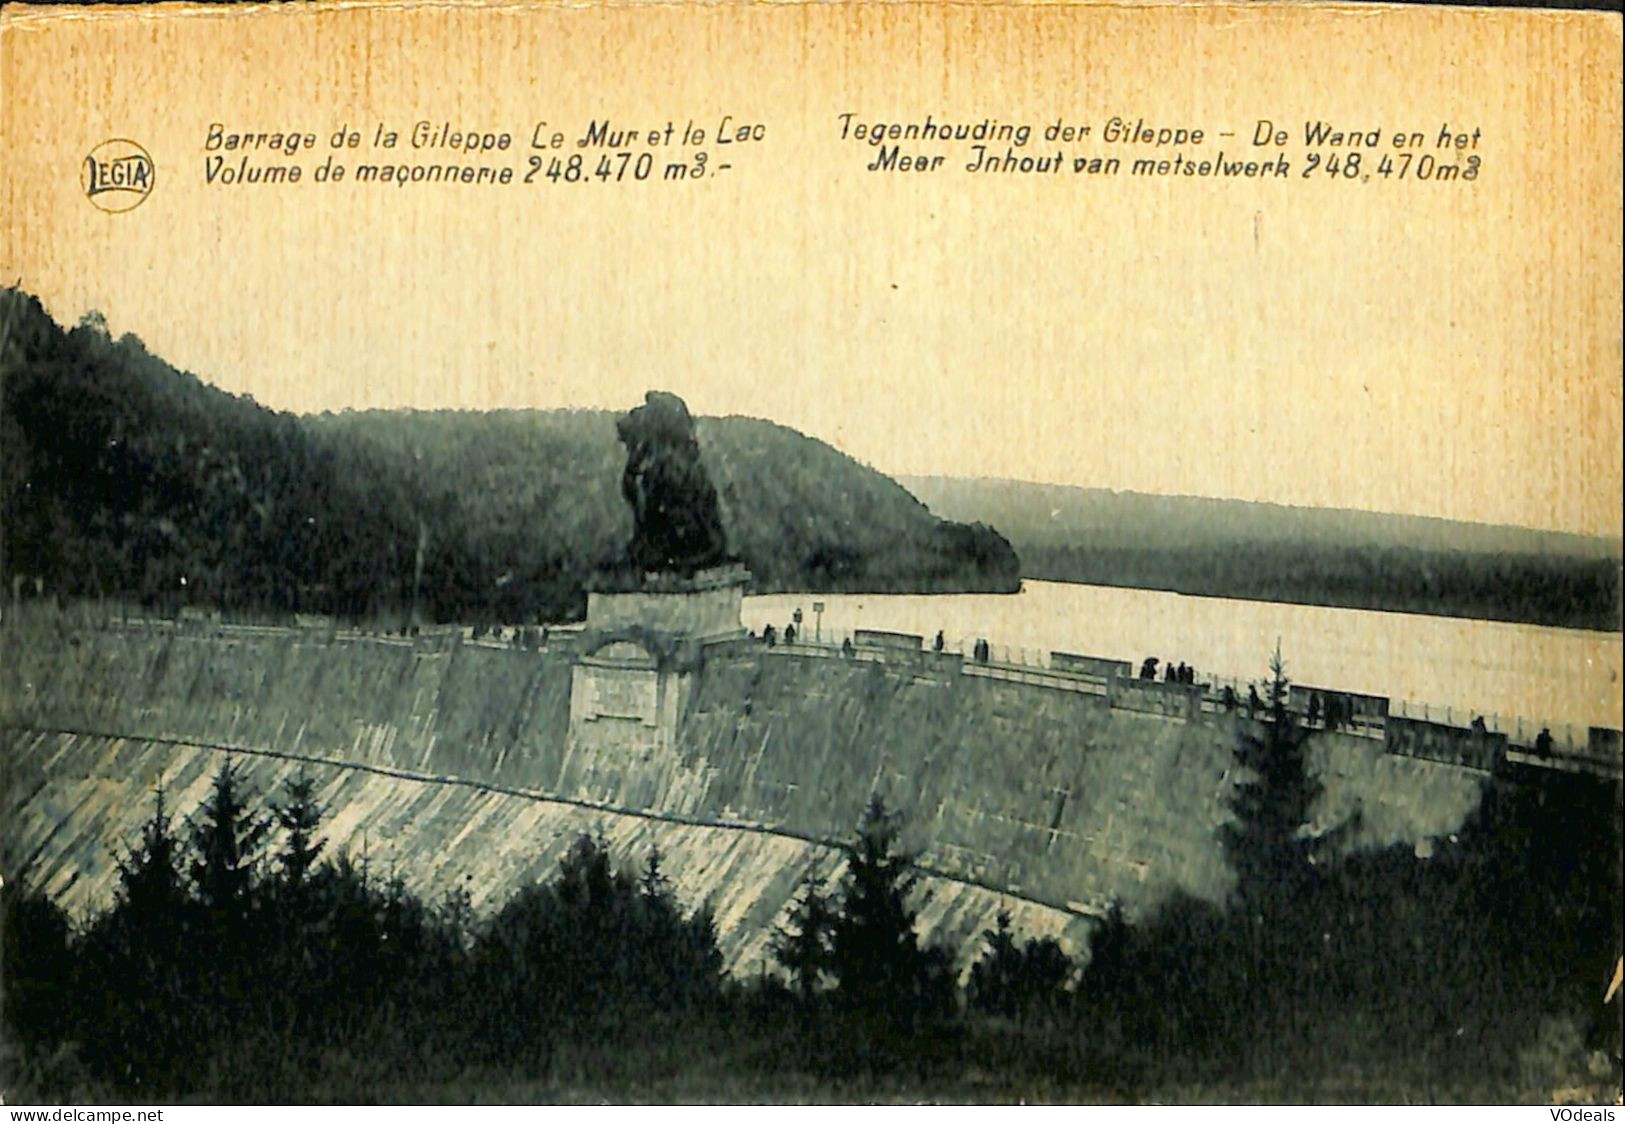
left=117, top=787, right=189, bottom=921
left=1217, top=644, right=1324, bottom=1064
left=773, top=873, right=835, bottom=1004
left=828, top=798, right=954, bottom=1030
left=1222, top=642, right=1321, bottom=900
left=84, top=787, right=199, bottom=1092
left=639, top=845, right=672, bottom=903
left=1, top=879, right=76, bottom=1055
left=271, top=768, right=325, bottom=892
left=968, top=911, right=1021, bottom=1019
left=969, top=911, right=1075, bottom=1023
left=189, top=763, right=270, bottom=928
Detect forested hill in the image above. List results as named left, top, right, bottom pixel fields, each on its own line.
left=0, top=289, right=1018, bottom=623
left=899, top=475, right=1623, bottom=632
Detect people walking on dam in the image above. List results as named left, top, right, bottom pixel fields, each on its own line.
left=784, top=622, right=796, bottom=645
left=1223, top=684, right=1238, bottom=712
left=841, top=637, right=855, bottom=658
left=1140, top=656, right=1159, bottom=680
left=763, top=624, right=777, bottom=647
left=933, top=630, right=945, bottom=653
left=1307, top=692, right=1322, bottom=728
left=1535, top=727, right=1555, bottom=758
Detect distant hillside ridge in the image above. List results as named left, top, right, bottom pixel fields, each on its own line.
left=899, top=476, right=1624, bottom=632
left=0, top=288, right=1018, bottom=623
left=306, top=408, right=1021, bottom=613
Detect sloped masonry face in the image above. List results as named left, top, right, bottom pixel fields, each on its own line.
left=4, top=599, right=1600, bottom=966
left=568, top=566, right=750, bottom=757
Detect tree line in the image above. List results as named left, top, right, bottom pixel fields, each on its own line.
left=4, top=767, right=1038, bottom=1099
left=1023, top=542, right=1622, bottom=635
left=901, top=476, right=1623, bottom=633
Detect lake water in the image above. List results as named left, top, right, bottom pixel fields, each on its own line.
left=743, top=580, right=1623, bottom=738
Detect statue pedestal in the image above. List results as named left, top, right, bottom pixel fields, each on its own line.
left=581, top=564, right=752, bottom=646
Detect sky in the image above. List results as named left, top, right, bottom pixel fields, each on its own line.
left=3, top=1, right=1621, bottom=538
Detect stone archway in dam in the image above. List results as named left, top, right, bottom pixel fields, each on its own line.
left=557, top=565, right=752, bottom=809
left=571, top=638, right=674, bottom=748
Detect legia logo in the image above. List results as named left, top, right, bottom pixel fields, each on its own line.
left=83, top=139, right=155, bottom=212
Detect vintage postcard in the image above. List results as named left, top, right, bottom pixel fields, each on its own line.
left=1, top=0, right=1621, bottom=1106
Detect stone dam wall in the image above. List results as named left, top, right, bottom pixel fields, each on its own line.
left=2, top=621, right=1494, bottom=974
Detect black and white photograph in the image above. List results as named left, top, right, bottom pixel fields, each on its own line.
left=1, top=0, right=1621, bottom=1106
